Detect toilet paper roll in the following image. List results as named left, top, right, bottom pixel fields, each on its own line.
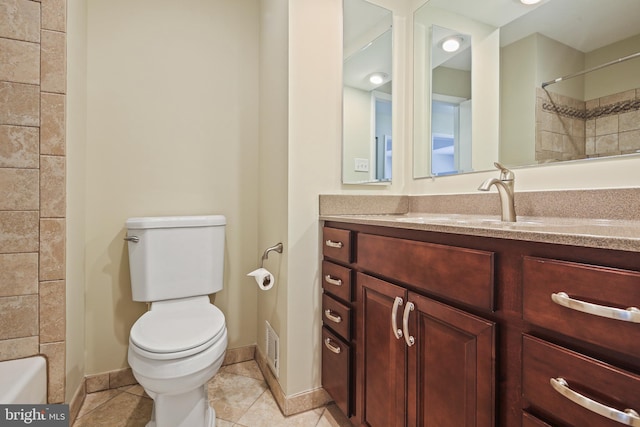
left=247, top=268, right=275, bottom=291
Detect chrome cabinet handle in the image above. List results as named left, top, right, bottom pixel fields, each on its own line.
left=402, top=302, right=415, bottom=347
left=324, top=309, right=342, bottom=323
left=551, top=292, right=640, bottom=323
left=325, top=240, right=343, bottom=249
left=391, top=297, right=404, bottom=339
left=124, top=235, right=139, bottom=243
left=324, top=275, right=342, bottom=286
left=324, top=338, right=341, bottom=354
left=551, top=377, right=640, bottom=426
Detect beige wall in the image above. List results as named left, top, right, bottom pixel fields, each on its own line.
left=0, top=0, right=67, bottom=403
left=343, top=86, right=373, bottom=183
left=500, top=33, right=585, bottom=167
left=83, top=0, right=260, bottom=374
left=286, top=0, right=344, bottom=395
left=256, top=0, right=289, bottom=385
left=585, top=33, right=640, bottom=101
left=500, top=34, right=537, bottom=166
left=66, top=0, right=87, bottom=402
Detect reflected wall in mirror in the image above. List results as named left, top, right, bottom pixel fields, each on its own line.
left=413, top=0, right=640, bottom=178
left=413, top=1, right=499, bottom=178
left=343, top=0, right=392, bottom=184
left=430, top=25, right=472, bottom=176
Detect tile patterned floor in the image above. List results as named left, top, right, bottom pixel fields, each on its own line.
left=72, top=360, right=351, bottom=427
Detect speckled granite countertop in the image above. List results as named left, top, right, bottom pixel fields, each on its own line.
left=319, top=191, right=640, bottom=253
left=321, top=212, right=640, bottom=252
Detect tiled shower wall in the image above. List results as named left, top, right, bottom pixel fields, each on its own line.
left=0, top=0, right=66, bottom=403
left=536, top=87, right=640, bottom=162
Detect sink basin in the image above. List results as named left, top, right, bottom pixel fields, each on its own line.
left=395, top=214, right=552, bottom=229
left=392, top=214, right=626, bottom=235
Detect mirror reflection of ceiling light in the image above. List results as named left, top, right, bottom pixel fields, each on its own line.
left=368, top=72, right=388, bottom=85
left=441, top=36, right=462, bottom=53
left=520, top=0, right=541, bottom=4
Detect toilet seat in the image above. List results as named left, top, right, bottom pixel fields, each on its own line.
left=130, top=302, right=225, bottom=360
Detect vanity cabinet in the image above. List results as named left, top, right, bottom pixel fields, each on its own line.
left=323, top=226, right=496, bottom=426
left=321, top=229, right=355, bottom=417
left=354, top=269, right=492, bottom=427
left=522, top=256, right=640, bottom=426
left=357, top=234, right=496, bottom=427
left=321, top=221, right=640, bottom=427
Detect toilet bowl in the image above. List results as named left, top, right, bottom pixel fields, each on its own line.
left=125, top=215, right=228, bottom=427
left=128, top=297, right=227, bottom=427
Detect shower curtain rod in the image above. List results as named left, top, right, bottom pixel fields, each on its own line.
left=541, top=51, right=640, bottom=88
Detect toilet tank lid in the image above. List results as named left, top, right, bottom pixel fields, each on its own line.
left=126, top=215, right=226, bottom=229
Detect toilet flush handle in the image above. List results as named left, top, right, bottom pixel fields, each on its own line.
left=124, top=236, right=140, bottom=243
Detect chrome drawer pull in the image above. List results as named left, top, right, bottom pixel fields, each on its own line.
left=551, top=292, right=640, bottom=323
left=324, top=275, right=343, bottom=286
left=324, top=309, right=342, bottom=323
left=551, top=378, right=640, bottom=426
left=402, top=302, right=415, bottom=347
left=324, top=338, right=342, bottom=354
left=391, top=296, right=404, bottom=339
left=325, top=240, right=343, bottom=249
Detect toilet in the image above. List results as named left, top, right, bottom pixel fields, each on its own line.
left=125, top=215, right=228, bottom=427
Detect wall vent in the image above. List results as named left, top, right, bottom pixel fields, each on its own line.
left=265, top=321, right=279, bottom=378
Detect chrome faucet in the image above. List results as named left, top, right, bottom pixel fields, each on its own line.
left=478, top=162, right=516, bottom=222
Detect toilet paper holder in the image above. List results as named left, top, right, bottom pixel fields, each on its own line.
left=261, top=242, right=283, bottom=268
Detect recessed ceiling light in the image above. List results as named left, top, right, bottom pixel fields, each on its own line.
left=368, top=72, right=388, bottom=85
left=520, top=0, right=541, bottom=5
left=441, top=37, right=462, bottom=53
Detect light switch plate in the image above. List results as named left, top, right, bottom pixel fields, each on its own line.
left=354, top=158, right=369, bottom=172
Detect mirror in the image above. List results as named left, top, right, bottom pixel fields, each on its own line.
left=343, top=0, right=393, bottom=184
left=414, top=1, right=500, bottom=178
left=430, top=25, right=472, bottom=176
left=414, top=0, right=640, bottom=178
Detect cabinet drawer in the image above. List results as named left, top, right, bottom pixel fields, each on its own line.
left=322, top=293, right=351, bottom=341
left=323, top=227, right=352, bottom=264
left=523, top=256, right=640, bottom=358
left=523, top=335, right=640, bottom=427
left=322, top=327, right=351, bottom=417
left=522, top=412, right=552, bottom=427
left=357, top=233, right=495, bottom=311
left=322, top=260, right=353, bottom=302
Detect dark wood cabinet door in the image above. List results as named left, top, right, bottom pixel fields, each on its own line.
left=358, top=273, right=407, bottom=427
left=406, top=291, right=495, bottom=427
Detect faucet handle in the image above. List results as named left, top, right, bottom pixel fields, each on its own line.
left=494, top=162, right=514, bottom=181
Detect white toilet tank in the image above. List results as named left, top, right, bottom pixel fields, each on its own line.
left=125, top=215, right=226, bottom=302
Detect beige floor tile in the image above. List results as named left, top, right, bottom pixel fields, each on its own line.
left=237, top=391, right=323, bottom=427
left=208, top=372, right=268, bottom=422
left=73, top=358, right=340, bottom=427
left=317, top=404, right=352, bottom=427
left=73, top=391, right=152, bottom=427
left=76, top=389, right=122, bottom=419
left=220, top=360, right=264, bottom=381
left=120, top=384, right=149, bottom=398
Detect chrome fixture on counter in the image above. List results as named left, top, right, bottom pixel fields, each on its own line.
left=478, top=162, right=516, bottom=222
